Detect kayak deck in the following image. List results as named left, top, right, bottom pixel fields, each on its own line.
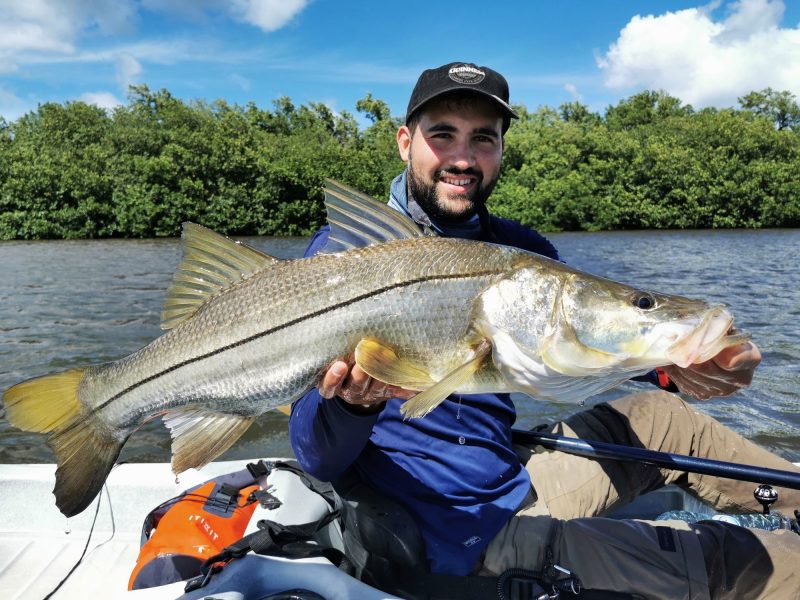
left=0, top=461, right=245, bottom=599
left=0, top=459, right=776, bottom=599
left=0, top=460, right=397, bottom=599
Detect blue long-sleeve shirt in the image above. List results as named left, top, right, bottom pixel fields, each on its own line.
left=290, top=172, right=561, bottom=575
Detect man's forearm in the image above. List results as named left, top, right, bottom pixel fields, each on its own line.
left=289, top=387, right=381, bottom=481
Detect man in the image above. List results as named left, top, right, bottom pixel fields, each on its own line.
left=290, top=62, right=800, bottom=598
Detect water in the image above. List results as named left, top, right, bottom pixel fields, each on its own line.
left=0, top=230, right=798, bottom=465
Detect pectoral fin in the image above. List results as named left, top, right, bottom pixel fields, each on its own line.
left=354, top=338, right=435, bottom=390
left=164, top=409, right=254, bottom=474
left=399, top=339, right=492, bottom=419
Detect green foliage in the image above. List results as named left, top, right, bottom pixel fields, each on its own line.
left=0, top=86, right=797, bottom=239
left=739, top=88, right=800, bottom=131
left=492, top=91, right=800, bottom=231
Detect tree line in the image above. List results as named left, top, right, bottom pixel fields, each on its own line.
left=0, top=85, right=798, bottom=239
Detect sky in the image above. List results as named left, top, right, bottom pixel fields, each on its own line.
left=1, top=0, right=799, bottom=124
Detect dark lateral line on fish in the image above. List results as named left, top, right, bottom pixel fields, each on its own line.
left=94, top=269, right=502, bottom=413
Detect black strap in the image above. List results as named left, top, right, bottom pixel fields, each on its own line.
left=271, top=460, right=340, bottom=511
left=185, top=510, right=350, bottom=593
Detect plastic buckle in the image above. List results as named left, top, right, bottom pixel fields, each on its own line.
left=253, top=488, right=283, bottom=510
left=547, top=564, right=582, bottom=598
left=247, top=459, right=274, bottom=479
left=184, top=561, right=225, bottom=592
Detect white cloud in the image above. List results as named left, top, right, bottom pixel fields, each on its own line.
left=0, top=0, right=309, bottom=72
left=597, top=0, right=800, bottom=107
left=139, top=0, right=310, bottom=32
left=116, top=53, right=143, bottom=91
left=564, top=83, right=583, bottom=102
left=0, top=0, right=138, bottom=68
left=229, top=73, right=252, bottom=91
left=78, top=91, right=123, bottom=110
left=230, top=0, right=309, bottom=32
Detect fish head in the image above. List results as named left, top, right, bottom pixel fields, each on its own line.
left=549, top=273, right=748, bottom=373
left=476, top=265, right=749, bottom=384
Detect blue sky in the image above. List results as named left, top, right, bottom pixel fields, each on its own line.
left=1, top=0, right=799, bottom=124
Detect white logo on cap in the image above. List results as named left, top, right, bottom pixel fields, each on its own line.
left=448, top=65, right=485, bottom=85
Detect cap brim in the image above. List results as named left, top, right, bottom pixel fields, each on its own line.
left=405, top=86, right=519, bottom=124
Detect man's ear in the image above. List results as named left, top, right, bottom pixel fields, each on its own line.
left=396, top=125, right=412, bottom=162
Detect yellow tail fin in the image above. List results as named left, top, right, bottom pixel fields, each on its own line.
left=3, top=369, right=125, bottom=517
left=4, top=369, right=84, bottom=433
left=50, top=417, right=125, bottom=516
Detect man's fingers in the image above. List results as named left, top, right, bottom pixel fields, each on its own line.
left=347, top=364, right=372, bottom=394
left=388, top=385, right=417, bottom=400
left=320, top=360, right=417, bottom=404
left=662, top=360, right=750, bottom=400
left=712, top=342, right=762, bottom=372
left=319, top=361, right=349, bottom=399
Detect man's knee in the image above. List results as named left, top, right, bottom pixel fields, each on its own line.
left=607, top=389, right=695, bottom=423
left=481, top=515, right=560, bottom=576
left=694, top=520, right=800, bottom=599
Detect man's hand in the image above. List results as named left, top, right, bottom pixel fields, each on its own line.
left=662, top=342, right=762, bottom=400
left=319, top=360, right=416, bottom=412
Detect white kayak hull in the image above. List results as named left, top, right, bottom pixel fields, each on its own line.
left=1, top=460, right=793, bottom=600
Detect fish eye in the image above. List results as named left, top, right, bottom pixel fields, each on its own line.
left=632, top=292, right=656, bottom=310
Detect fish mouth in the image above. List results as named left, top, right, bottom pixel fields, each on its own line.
left=664, top=305, right=750, bottom=368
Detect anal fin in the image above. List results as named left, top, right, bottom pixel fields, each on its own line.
left=400, top=339, right=492, bottom=419
left=164, top=409, right=254, bottom=474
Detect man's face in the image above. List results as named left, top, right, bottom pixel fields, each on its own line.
left=397, top=96, right=504, bottom=223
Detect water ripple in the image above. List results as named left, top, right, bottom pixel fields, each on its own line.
left=1, top=231, right=799, bottom=463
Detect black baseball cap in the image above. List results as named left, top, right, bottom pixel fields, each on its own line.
left=405, top=62, right=519, bottom=132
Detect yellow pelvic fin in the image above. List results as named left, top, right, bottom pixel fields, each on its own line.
left=354, top=338, right=435, bottom=390
left=161, top=223, right=279, bottom=330
left=163, top=409, right=254, bottom=474
left=3, top=368, right=85, bottom=433
left=400, top=339, right=492, bottom=419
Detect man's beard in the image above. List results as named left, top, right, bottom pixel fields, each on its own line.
left=407, top=159, right=498, bottom=224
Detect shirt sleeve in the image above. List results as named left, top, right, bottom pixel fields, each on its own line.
left=289, top=388, right=382, bottom=481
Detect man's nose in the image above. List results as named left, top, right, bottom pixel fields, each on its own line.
left=448, top=138, right=476, bottom=170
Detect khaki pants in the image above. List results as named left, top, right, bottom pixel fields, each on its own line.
left=482, top=391, right=800, bottom=599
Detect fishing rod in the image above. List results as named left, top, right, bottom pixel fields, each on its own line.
left=511, top=429, right=800, bottom=491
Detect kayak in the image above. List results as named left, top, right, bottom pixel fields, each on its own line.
left=0, top=458, right=796, bottom=600
left=1, top=458, right=394, bottom=600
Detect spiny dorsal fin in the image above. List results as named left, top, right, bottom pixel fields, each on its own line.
left=161, top=223, right=278, bottom=330
left=164, top=408, right=254, bottom=473
left=321, top=179, right=425, bottom=254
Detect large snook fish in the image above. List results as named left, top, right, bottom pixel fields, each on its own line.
left=4, top=181, right=748, bottom=517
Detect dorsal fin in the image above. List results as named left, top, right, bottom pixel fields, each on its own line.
left=161, top=223, right=278, bottom=330
left=321, top=179, right=425, bottom=253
